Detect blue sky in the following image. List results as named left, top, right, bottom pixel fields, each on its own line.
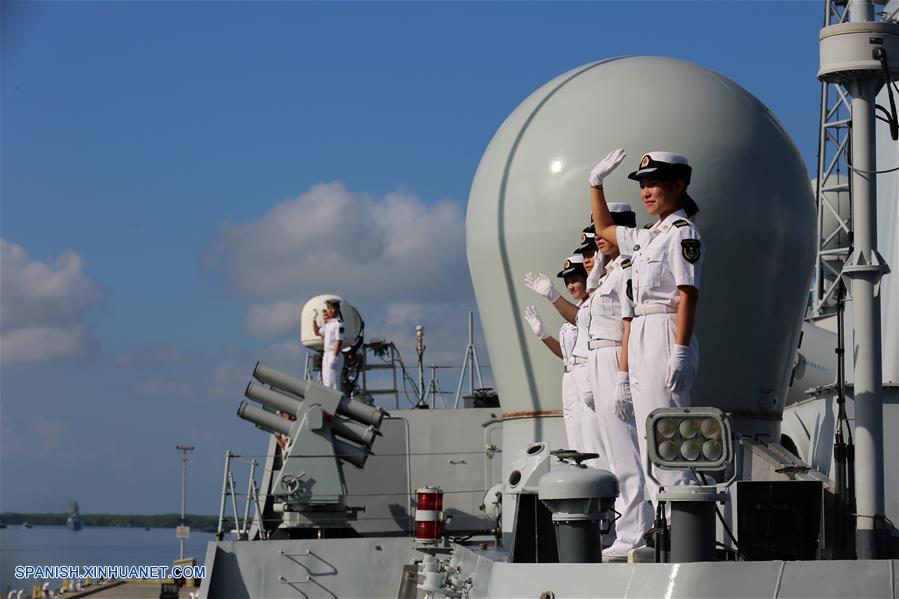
left=1, top=1, right=824, bottom=514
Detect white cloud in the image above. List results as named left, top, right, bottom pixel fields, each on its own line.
left=245, top=300, right=301, bottom=337
left=206, top=181, right=470, bottom=308
left=0, top=239, right=105, bottom=364
left=385, top=301, right=428, bottom=327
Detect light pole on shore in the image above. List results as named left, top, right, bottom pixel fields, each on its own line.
left=176, top=445, right=194, bottom=559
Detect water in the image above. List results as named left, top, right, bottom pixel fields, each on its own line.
left=0, top=525, right=217, bottom=594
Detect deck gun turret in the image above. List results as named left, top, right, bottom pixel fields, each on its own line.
left=236, top=361, right=388, bottom=531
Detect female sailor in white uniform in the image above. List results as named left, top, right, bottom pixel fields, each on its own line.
left=587, top=149, right=704, bottom=501
left=522, top=254, right=591, bottom=454
left=524, top=248, right=604, bottom=467
left=583, top=203, right=655, bottom=556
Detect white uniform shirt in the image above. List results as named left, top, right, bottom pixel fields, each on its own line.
left=572, top=299, right=591, bottom=359
left=559, top=322, right=578, bottom=370
left=322, top=317, right=345, bottom=352
left=615, top=209, right=703, bottom=310
left=588, top=255, right=628, bottom=342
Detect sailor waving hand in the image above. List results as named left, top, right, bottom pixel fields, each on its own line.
left=313, top=299, right=345, bottom=391
left=587, top=149, right=704, bottom=502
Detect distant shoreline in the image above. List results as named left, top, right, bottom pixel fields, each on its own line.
left=0, top=513, right=219, bottom=529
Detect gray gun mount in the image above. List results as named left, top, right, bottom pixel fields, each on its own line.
left=236, top=361, right=388, bottom=530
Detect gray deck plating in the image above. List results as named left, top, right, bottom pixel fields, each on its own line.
left=199, top=537, right=417, bottom=599
left=452, top=545, right=899, bottom=599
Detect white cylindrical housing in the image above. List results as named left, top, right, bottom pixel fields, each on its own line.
left=299, top=295, right=363, bottom=351
left=467, top=57, right=816, bottom=465
left=818, top=22, right=899, bottom=83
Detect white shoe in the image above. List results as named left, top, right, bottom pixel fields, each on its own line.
left=602, top=546, right=630, bottom=561
left=603, top=541, right=644, bottom=561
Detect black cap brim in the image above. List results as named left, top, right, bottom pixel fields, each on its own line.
left=627, top=164, right=691, bottom=184
left=557, top=264, right=587, bottom=279
left=627, top=166, right=660, bottom=181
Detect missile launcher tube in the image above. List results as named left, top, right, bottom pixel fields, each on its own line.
left=245, top=381, right=301, bottom=415
left=333, top=439, right=369, bottom=468
left=330, top=418, right=379, bottom=447
left=237, top=402, right=292, bottom=437
left=253, top=361, right=384, bottom=427
left=253, top=362, right=312, bottom=398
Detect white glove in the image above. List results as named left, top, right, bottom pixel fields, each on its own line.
left=582, top=390, right=595, bottom=411
left=523, top=305, right=550, bottom=340
left=588, top=148, right=627, bottom=187
left=665, top=344, right=693, bottom=392
left=524, top=272, right=560, bottom=303
left=586, top=263, right=603, bottom=291
left=311, top=308, right=323, bottom=326
left=614, top=371, right=634, bottom=423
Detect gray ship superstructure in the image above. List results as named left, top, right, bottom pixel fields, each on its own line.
left=198, top=2, right=899, bottom=597
left=67, top=502, right=82, bottom=531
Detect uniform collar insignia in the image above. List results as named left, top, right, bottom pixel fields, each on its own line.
left=658, top=209, right=689, bottom=232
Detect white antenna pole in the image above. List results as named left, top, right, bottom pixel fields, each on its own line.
left=454, top=312, right=485, bottom=408
left=819, top=0, right=892, bottom=558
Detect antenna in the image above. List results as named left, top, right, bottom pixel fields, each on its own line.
left=453, top=312, right=485, bottom=408
left=817, top=0, right=895, bottom=558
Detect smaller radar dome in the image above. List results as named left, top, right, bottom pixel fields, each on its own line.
left=300, top=295, right=363, bottom=351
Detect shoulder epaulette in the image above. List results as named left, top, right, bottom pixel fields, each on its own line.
left=621, top=258, right=632, bottom=268
left=643, top=223, right=653, bottom=229
left=673, top=219, right=690, bottom=228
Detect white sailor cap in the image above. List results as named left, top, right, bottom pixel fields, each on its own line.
left=557, top=254, right=587, bottom=278
left=627, top=151, right=692, bottom=184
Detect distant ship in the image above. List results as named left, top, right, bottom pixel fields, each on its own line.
left=66, top=502, right=83, bottom=531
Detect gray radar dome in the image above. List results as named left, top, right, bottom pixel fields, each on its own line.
left=467, top=57, right=816, bottom=459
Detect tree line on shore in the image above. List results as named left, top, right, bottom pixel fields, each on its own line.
left=0, top=513, right=219, bottom=529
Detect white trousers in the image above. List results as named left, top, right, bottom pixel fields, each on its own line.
left=588, top=345, right=654, bottom=550
left=561, top=371, right=585, bottom=452
left=628, top=313, right=698, bottom=503
left=570, top=362, right=605, bottom=469
left=322, top=351, right=344, bottom=390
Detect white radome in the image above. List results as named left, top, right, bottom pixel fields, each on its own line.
left=467, top=56, right=816, bottom=455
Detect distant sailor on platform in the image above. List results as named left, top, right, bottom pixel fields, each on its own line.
left=313, top=299, right=345, bottom=391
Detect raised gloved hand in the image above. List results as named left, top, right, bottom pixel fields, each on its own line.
left=523, top=305, right=550, bottom=340
left=588, top=148, right=627, bottom=188
left=665, top=344, right=693, bottom=392
left=614, top=371, right=634, bottom=422
left=311, top=308, right=322, bottom=326
left=524, top=272, right=560, bottom=303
